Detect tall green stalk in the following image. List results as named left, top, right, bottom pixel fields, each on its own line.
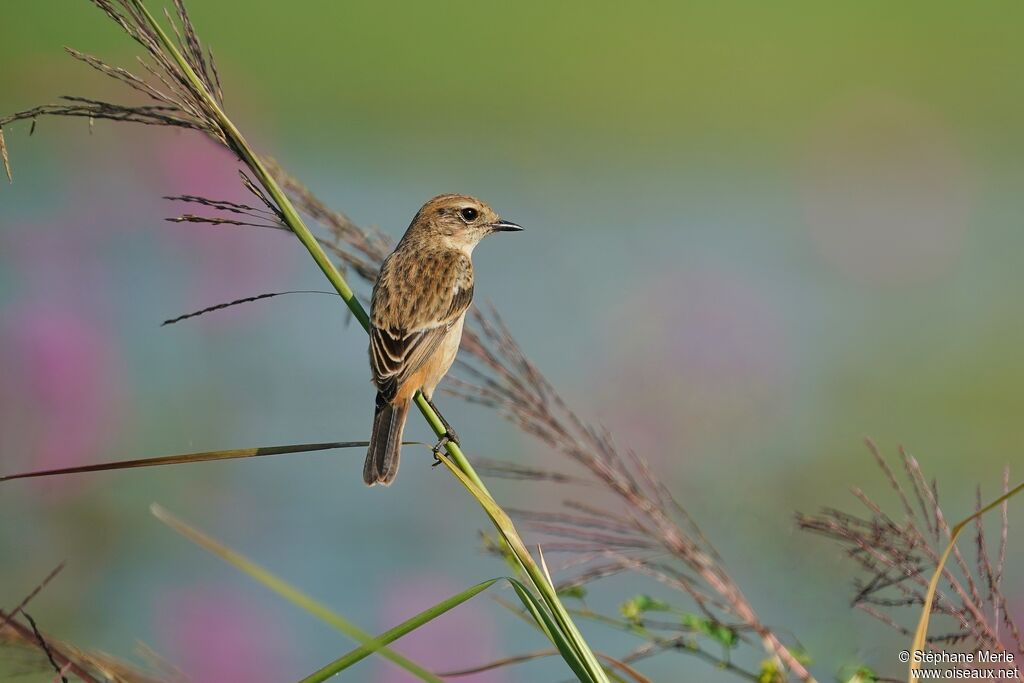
left=130, top=1, right=490, bottom=494
left=129, top=2, right=607, bottom=680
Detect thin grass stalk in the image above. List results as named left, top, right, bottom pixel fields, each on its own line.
left=125, top=2, right=603, bottom=679
left=126, top=0, right=364, bottom=327
left=153, top=499, right=602, bottom=683
left=439, top=651, right=653, bottom=683
left=298, top=579, right=500, bottom=683
left=908, top=480, right=1024, bottom=683
left=0, top=441, right=368, bottom=482
left=435, top=453, right=608, bottom=682
left=126, top=1, right=490, bottom=494
left=151, top=504, right=443, bottom=683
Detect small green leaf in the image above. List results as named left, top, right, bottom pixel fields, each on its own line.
left=619, top=598, right=640, bottom=622
left=681, top=613, right=701, bottom=630
left=557, top=585, right=588, bottom=600
left=758, top=658, right=784, bottom=683
left=620, top=594, right=670, bottom=622
left=632, top=594, right=671, bottom=612
left=710, top=623, right=738, bottom=648
left=681, top=613, right=738, bottom=649
left=837, top=665, right=878, bottom=683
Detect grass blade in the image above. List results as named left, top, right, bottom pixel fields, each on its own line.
left=908, top=479, right=1023, bottom=682
left=150, top=504, right=444, bottom=683
left=130, top=0, right=495, bottom=507
left=507, top=578, right=595, bottom=683
left=0, top=126, right=11, bottom=182
left=298, top=578, right=499, bottom=683
left=4, top=4, right=614, bottom=681
left=434, top=452, right=606, bottom=683
left=440, top=650, right=651, bottom=683
left=127, top=0, right=368, bottom=329
left=299, top=572, right=645, bottom=683
left=0, top=441, right=371, bottom=483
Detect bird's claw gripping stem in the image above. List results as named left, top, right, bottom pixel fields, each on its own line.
left=431, top=434, right=458, bottom=467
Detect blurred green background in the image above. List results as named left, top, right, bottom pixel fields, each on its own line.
left=2, top=2, right=1022, bottom=681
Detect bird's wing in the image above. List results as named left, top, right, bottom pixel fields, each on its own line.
left=370, top=281, right=474, bottom=401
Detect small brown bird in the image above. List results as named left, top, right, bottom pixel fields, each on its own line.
left=364, top=194, right=523, bottom=486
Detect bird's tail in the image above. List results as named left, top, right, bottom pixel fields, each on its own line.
left=363, top=393, right=410, bottom=486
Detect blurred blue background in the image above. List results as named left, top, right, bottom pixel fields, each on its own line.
left=1, top=2, right=1022, bottom=681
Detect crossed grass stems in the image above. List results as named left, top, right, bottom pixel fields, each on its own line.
left=0, top=2, right=1019, bottom=682
left=798, top=442, right=1023, bottom=681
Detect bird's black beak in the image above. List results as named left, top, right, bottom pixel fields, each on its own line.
left=488, top=219, right=524, bottom=232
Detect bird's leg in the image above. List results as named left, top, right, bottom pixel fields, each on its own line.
left=425, top=395, right=461, bottom=451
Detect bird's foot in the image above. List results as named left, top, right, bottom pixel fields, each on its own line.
left=430, top=432, right=459, bottom=467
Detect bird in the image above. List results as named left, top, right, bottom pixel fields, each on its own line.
left=363, top=194, right=523, bottom=486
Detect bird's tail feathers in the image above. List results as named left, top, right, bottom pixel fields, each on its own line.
left=363, top=394, right=410, bottom=486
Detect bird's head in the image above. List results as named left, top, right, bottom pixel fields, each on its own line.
left=406, top=194, right=522, bottom=253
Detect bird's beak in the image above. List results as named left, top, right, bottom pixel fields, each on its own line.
left=488, top=219, right=524, bottom=232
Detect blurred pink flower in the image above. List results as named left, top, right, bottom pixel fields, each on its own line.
left=0, top=303, right=126, bottom=497
left=148, top=134, right=301, bottom=328
left=154, top=584, right=295, bottom=683
left=376, top=576, right=509, bottom=683
left=601, top=267, right=791, bottom=461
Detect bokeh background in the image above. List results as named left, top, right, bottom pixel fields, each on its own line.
left=2, top=2, right=1023, bottom=681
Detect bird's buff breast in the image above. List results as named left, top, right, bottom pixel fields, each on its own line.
left=397, top=314, right=466, bottom=401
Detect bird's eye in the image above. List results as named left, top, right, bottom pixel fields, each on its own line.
left=459, top=207, right=479, bottom=222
